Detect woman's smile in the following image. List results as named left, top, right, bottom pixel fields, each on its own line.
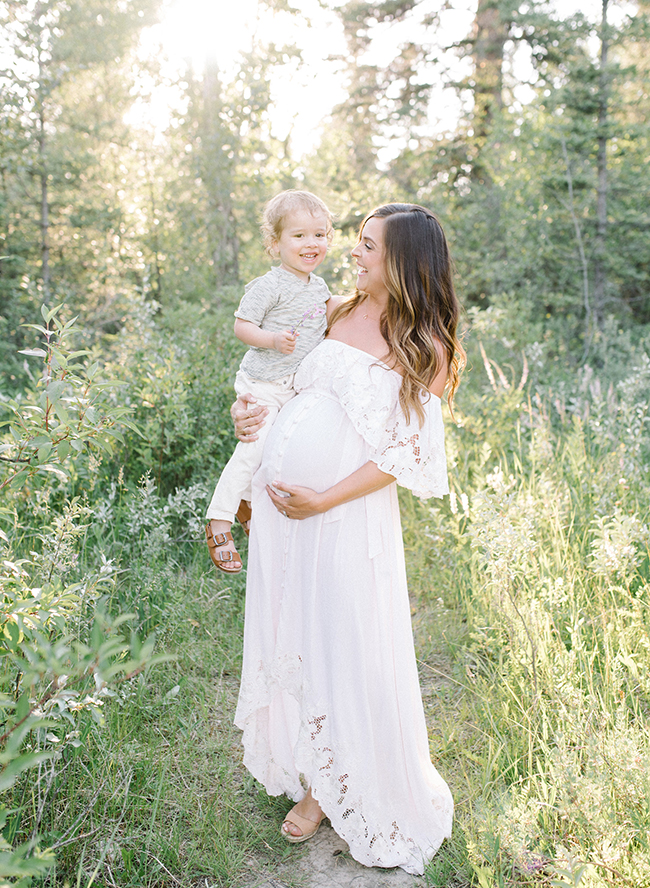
left=351, top=216, right=388, bottom=299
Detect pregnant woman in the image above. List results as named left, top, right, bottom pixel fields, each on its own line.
left=233, top=203, right=464, bottom=875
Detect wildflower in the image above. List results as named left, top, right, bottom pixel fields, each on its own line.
left=290, top=305, right=326, bottom=334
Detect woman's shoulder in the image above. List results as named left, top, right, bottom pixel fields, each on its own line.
left=428, top=339, right=448, bottom=397
left=325, top=295, right=347, bottom=319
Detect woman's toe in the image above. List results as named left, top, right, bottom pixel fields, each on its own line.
left=282, top=819, right=302, bottom=838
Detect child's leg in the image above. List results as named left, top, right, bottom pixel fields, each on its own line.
left=205, top=411, right=279, bottom=523
left=205, top=373, right=295, bottom=567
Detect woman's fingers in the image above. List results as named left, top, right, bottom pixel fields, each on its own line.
left=232, top=394, right=269, bottom=442
left=231, top=392, right=257, bottom=421
left=267, top=484, right=291, bottom=512
left=266, top=483, right=321, bottom=519
left=271, top=481, right=293, bottom=495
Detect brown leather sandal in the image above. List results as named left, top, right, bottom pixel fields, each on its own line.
left=205, top=523, right=242, bottom=573
left=235, top=500, right=251, bottom=537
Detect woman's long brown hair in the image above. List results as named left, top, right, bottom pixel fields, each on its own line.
left=329, top=203, right=465, bottom=424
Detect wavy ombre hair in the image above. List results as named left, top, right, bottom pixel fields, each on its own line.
left=330, top=203, right=465, bottom=423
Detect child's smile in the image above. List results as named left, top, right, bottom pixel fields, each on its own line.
left=273, top=209, right=329, bottom=282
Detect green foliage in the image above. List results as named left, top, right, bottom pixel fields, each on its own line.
left=0, top=304, right=139, bottom=497
left=0, top=0, right=160, bottom=334
left=413, top=314, right=650, bottom=886
left=98, top=294, right=243, bottom=495
left=2, top=294, right=649, bottom=886
left=0, top=307, right=169, bottom=884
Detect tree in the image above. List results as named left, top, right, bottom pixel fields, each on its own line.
left=142, top=38, right=299, bottom=303
left=0, top=0, right=159, bottom=383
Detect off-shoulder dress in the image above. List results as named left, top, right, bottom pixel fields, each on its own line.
left=234, top=338, right=453, bottom=875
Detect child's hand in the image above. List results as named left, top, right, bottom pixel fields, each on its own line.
left=273, top=329, right=298, bottom=354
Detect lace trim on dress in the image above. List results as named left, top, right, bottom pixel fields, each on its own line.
left=236, top=656, right=452, bottom=875
left=295, top=340, right=449, bottom=499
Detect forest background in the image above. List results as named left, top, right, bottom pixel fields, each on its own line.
left=1, top=0, right=650, bottom=885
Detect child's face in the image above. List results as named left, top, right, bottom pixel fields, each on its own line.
left=272, top=209, right=329, bottom=282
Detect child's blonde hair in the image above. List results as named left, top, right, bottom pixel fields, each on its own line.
left=261, top=190, right=333, bottom=256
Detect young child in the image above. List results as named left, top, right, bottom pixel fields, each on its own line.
left=205, top=190, right=333, bottom=573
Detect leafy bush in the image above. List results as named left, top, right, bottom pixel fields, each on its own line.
left=0, top=306, right=169, bottom=884
left=98, top=294, right=244, bottom=496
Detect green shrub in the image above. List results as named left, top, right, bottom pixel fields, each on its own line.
left=0, top=306, right=169, bottom=884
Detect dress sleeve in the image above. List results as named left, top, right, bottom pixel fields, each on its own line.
left=370, top=396, right=449, bottom=500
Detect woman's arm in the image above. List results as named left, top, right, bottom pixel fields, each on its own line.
left=267, top=461, right=395, bottom=520
left=429, top=341, right=449, bottom=398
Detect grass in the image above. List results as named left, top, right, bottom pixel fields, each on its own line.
left=29, top=553, right=309, bottom=888
left=21, top=412, right=650, bottom=887
left=5, top=311, right=650, bottom=887
left=410, top=356, right=650, bottom=887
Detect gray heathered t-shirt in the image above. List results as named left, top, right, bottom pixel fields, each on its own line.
left=234, top=266, right=331, bottom=381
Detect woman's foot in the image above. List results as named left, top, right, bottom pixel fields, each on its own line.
left=281, top=789, right=324, bottom=843
left=205, top=519, right=242, bottom=573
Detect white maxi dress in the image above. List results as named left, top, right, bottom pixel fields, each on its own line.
left=234, top=339, right=453, bottom=875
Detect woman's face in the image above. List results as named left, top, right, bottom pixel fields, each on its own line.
left=351, top=216, right=389, bottom=300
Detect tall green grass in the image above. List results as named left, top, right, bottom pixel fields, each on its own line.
left=412, top=344, right=650, bottom=887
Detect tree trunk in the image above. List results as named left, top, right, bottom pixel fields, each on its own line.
left=472, top=0, right=507, bottom=141
left=592, top=0, right=609, bottom=327
left=201, top=60, right=239, bottom=291
left=37, top=53, right=51, bottom=306
left=147, top=173, right=162, bottom=301
left=469, top=0, right=509, bottom=185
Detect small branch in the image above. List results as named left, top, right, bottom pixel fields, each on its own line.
left=50, top=826, right=100, bottom=850
left=517, top=351, right=529, bottom=392
left=0, top=661, right=146, bottom=748
left=592, top=857, right=637, bottom=887
left=479, top=342, right=498, bottom=392
left=0, top=677, right=59, bottom=745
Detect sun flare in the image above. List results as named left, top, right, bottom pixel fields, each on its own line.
left=132, top=0, right=348, bottom=155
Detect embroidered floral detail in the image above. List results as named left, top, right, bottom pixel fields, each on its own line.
left=319, top=748, right=334, bottom=772
left=309, top=714, right=326, bottom=741
left=337, top=772, right=349, bottom=803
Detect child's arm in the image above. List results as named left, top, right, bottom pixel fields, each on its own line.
left=234, top=318, right=297, bottom=355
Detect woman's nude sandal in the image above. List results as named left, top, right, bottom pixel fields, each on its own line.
left=281, top=807, right=324, bottom=844
left=205, top=523, right=242, bottom=574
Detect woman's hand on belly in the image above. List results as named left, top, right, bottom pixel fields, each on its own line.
left=267, top=482, right=324, bottom=520
left=267, top=462, right=396, bottom=520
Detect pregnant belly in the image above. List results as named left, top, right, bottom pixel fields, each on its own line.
left=257, top=391, right=370, bottom=491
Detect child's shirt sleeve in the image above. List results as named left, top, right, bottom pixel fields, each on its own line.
left=234, top=274, right=279, bottom=327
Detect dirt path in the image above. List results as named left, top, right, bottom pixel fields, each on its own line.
left=255, top=821, right=423, bottom=887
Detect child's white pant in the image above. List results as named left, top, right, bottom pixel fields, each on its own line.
left=205, top=370, right=296, bottom=523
